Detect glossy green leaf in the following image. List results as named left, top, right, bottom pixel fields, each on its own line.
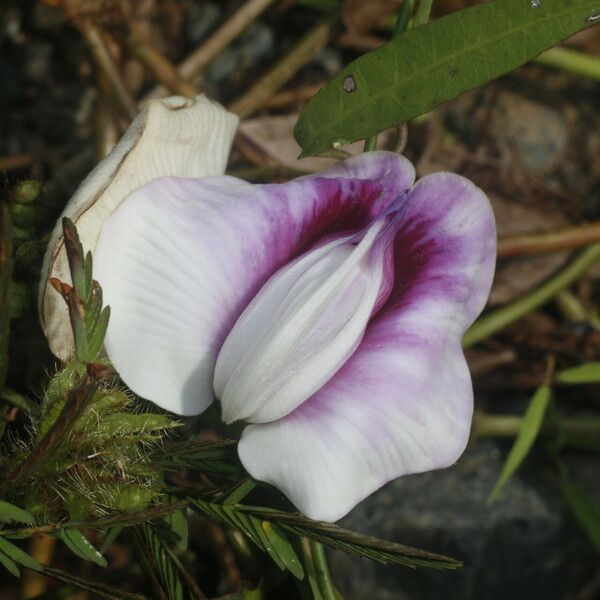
left=488, top=385, right=552, bottom=503
left=0, top=500, right=35, bottom=525
left=0, top=536, right=42, bottom=572
left=59, top=528, right=108, bottom=567
left=295, top=0, right=600, bottom=155
left=556, top=362, right=600, bottom=384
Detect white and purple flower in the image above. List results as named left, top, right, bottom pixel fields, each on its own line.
left=42, top=96, right=496, bottom=522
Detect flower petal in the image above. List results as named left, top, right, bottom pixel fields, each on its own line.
left=40, top=95, right=239, bottom=360
left=238, top=173, right=496, bottom=522
left=215, top=217, right=391, bottom=425
left=94, top=153, right=415, bottom=415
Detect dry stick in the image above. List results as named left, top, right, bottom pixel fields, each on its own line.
left=464, top=243, right=600, bottom=347
left=65, top=1, right=137, bottom=120
left=262, top=82, right=325, bottom=109
left=144, top=0, right=276, bottom=101
left=228, top=16, right=336, bottom=119
left=0, top=153, right=33, bottom=172
left=497, top=221, right=600, bottom=259
left=128, top=21, right=199, bottom=98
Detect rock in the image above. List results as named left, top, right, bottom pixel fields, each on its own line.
left=329, top=440, right=598, bottom=600
left=489, top=91, right=569, bottom=177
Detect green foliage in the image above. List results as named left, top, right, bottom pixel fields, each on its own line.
left=54, top=218, right=111, bottom=363
left=295, top=0, right=600, bottom=155
left=58, top=527, right=108, bottom=567
left=488, top=385, right=553, bottom=503
left=0, top=500, right=35, bottom=525
left=556, top=362, right=600, bottom=384
left=0, top=535, right=42, bottom=577
left=193, top=499, right=461, bottom=571
left=154, top=438, right=242, bottom=476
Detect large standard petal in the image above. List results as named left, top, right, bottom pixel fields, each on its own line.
left=238, top=172, right=496, bottom=522
left=94, top=152, right=415, bottom=416
left=40, top=95, right=239, bottom=360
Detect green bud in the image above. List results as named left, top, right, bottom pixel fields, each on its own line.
left=63, top=493, right=94, bottom=521
left=10, top=203, right=37, bottom=228
left=14, top=240, right=42, bottom=273
left=45, top=362, right=88, bottom=404
left=22, top=488, right=56, bottom=520
left=13, top=180, right=42, bottom=205
left=12, top=226, right=32, bottom=242
left=104, top=484, right=154, bottom=513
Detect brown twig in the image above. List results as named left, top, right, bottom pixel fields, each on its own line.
left=144, top=0, right=276, bottom=101
left=497, top=222, right=600, bottom=259
left=262, top=82, right=325, bottom=109
left=0, top=153, right=33, bottom=172
left=128, top=20, right=198, bottom=98
left=65, top=0, right=137, bottom=120
left=228, top=15, right=337, bottom=118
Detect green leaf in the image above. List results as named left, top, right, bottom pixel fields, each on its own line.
left=261, top=521, right=305, bottom=580
left=87, top=306, right=110, bottom=360
left=58, top=527, right=108, bottom=567
left=559, top=464, right=600, bottom=551
left=155, top=439, right=241, bottom=476
left=0, top=550, right=20, bottom=577
left=488, top=385, right=552, bottom=503
left=223, top=477, right=257, bottom=505
left=0, top=500, right=35, bottom=524
left=138, top=524, right=184, bottom=600
left=99, top=526, right=123, bottom=554
left=294, top=0, right=600, bottom=155
left=163, top=506, right=188, bottom=552
left=193, top=500, right=460, bottom=570
left=0, top=536, right=42, bottom=572
left=556, top=362, right=600, bottom=384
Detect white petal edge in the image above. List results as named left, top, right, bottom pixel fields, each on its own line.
left=39, top=95, right=239, bottom=360
left=215, top=218, right=388, bottom=424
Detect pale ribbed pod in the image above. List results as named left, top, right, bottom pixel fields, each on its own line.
left=39, top=94, right=239, bottom=360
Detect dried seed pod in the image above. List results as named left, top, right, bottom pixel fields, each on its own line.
left=40, top=95, right=239, bottom=360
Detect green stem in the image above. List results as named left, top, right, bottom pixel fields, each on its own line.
left=414, top=0, right=434, bottom=26
left=363, top=136, right=379, bottom=152
left=534, top=46, right=600, bottom=81
left=393, top=0, right=415, bottom=38
left=472, top=412, right=600, bottom=440
left=310, top=540, right=338, bottom=600
left=463, top=243, right=600, bottom=347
